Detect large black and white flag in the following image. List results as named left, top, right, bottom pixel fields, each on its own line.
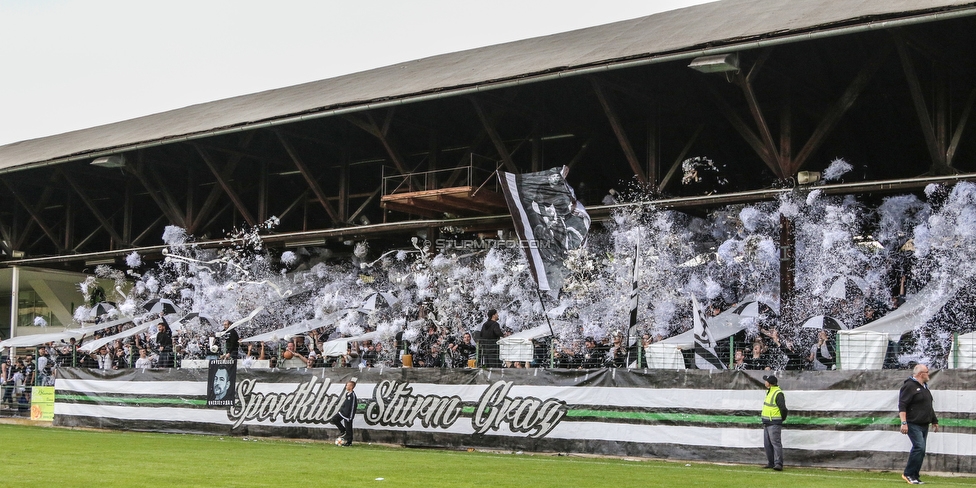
left=627, top=235, right=640, bottom=347
left=498, top=166, right=590, bottom=292
left=693, top=295, right=727, bottom=370
left=625, top=236, right=641, bottom=366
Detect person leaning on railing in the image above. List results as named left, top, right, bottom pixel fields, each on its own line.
left=22, top=355, right=35, bottom=386
left=0, top=356, right=12, bottom=408
left=446, top=332, right=476, bottom=367
left=7, top=359, right=26, bottom=407
left=134, top=349, right=152, bottom=369
left=35, top=346, right=50, bottom=385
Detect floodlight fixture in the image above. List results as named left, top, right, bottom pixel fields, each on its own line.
left=91, top=155, right=126, bottom=168
left=688, top=53, right=739, bottom=73
left=797, top=171, right=821, bottom=185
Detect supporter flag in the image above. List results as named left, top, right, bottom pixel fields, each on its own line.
left=497, top=166, right=590, bottom=292
left=206, top=359, right=237, bottom=407
left=693, top=295, right=727, bottom=370
left=625, top=237, right=640, bottom=366
left=627, top=236, right=640, bottom=347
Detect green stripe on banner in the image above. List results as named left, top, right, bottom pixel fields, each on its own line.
left=566, top=409, right=976, bottom=428
left=58, top=394, right=207, bottom=406
left=568, top=409, right=754, bottom=424
left=939, top=418, right=976, bottom=428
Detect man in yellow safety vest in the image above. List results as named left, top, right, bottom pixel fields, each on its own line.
left=761, top=374, right=788, bottom=471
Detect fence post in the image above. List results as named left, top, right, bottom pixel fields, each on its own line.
left=729, top=337, right=734, bottom=369
left=952, top=332, right=959, bottom=369
left=835, top=336, right=842, bottom=370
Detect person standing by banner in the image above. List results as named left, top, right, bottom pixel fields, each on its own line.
left=155, top=318, right=174, bottom=368
left=899, top=364, right=938, bottom=485
left=761, top=374, right=788, bottom=471
left=479, top=310, right=503, bottom=368
left=220, top=320, right=240, bottom=360
left=330, top=378, right=358, bottom=446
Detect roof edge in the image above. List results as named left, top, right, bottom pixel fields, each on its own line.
left=3, top=2, right=976, bottom=175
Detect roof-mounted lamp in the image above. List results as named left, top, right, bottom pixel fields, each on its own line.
left=91, top=155, right=126, bottom=168
left=688, top=53, right=739, bottom=73
left=797, top=171, right=821, bottom=185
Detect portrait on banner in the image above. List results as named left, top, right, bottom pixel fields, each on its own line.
left=207, top=359, right=236, bottom=407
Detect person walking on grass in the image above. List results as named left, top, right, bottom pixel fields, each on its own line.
left=899, top=364, right=938, bottom=485
left=330, top=378, right=358, bottom=446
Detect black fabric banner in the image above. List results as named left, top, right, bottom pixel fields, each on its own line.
left=497, top=166, right=590, bottom=292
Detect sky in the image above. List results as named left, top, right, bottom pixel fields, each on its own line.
left=0, top=0, right=711, bottom=147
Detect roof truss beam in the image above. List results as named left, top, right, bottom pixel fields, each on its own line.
left=469, top=97, right=519, bottom=173
left=897, top=38, right=947, bottom=173
left=704, top=84, right=781, bottom=177
left=590, top=78, right=648, bottom=182
left=347, top=187, right=382, bottom=225
left=659, top=124, right=705, bottom=192
left=0, top=220, right=13, bottom=256
left=194, top=145, right=258, bottom=227
left=127, top=154, right=188, bottom=228
left=2, top=180, right=62, bottom=251
left=275, top=189, right=309, bottom=223
left=733, top=69, right=783, bottom=173
left=275, top=131, right=341, bottom=224
left=189, top=132, right=256, bottom=233
left=62, top=170, right=125, bottom=245
left=343, top=110, right=411, bottom=175
left=790, top=46, right=888, bottom=174
left=132, top=215, right=166, bottom=246
left=947, top=85, right=976, bottom=167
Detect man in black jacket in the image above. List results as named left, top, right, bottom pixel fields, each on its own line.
left=479, top=309, right=503, bottom=368
left=330, top=379, right=358, bottom=446
left=220, top=320, right=240, bottom=360
left=899, top=364, right=939, bottom=485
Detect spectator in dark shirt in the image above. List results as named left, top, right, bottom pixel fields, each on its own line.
left=898, top=364, right=939, bottom=484
left=478, top=310, right=503, bottom=368
left=220, top=320, right=241, bottom=360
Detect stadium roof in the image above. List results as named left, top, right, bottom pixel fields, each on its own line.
left=2, top=0, right=975, bottom=174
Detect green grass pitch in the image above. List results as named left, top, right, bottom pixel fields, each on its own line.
left=3, top=423, right=973, bottom=487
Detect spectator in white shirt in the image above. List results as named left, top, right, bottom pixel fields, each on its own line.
left=134, top=349, right=153, bottom=369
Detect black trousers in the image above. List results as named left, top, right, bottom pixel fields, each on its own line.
left=330, top=413, right=353, bottom=444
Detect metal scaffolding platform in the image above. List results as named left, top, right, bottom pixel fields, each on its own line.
left=380, top=165, right=507, bottom=218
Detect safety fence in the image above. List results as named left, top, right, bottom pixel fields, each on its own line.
left=0, top=384, right=31, bottom=417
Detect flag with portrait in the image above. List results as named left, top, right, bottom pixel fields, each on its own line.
left=497, top=166, right=590, bottom=292
left=207, top=359, right=237, bottom=407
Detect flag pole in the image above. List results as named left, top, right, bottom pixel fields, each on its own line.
left=535, top=289, right=557, bottom=339
left=535, top=289, right=557, bottom=368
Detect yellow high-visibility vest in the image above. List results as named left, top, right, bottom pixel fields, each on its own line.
left=761, top=386, right=783, bottom=421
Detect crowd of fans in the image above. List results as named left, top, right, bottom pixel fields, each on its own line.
left=0, top=289, right=918, bottom=415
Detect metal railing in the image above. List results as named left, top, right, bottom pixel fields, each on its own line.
left=382, top=157, right=500, bottom=197
left=0, top=384, right=32, bottom=417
